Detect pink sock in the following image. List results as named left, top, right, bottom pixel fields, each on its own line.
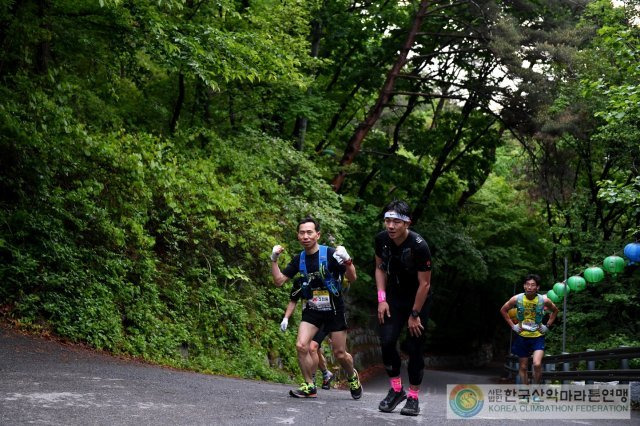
left=408, top=388, right=419, bottom=399
left=390, top=377, right=402, bottom=392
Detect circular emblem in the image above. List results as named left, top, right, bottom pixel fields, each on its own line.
left=449, top=385, right=484, bottom=418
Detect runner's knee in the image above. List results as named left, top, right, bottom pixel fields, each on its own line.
left=296, top=341, right=310, bottom=354
left=332, top=347, right=348, bottom=360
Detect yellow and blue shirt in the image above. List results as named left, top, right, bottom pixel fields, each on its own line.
left=518, top=295, right=543, bottom=338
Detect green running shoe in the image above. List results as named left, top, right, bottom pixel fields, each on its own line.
left=289, top=382, right=317, bottom=398
left=348, top=369, right=362, bottom=400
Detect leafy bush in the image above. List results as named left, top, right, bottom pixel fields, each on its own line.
left=0, top=84, right=345, bottom=380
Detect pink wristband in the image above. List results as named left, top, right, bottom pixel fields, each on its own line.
left=377, top=290, right=386, bottom=303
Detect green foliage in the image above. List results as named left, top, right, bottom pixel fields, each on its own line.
left=0, top=76, right=342, bottom=378
left=1, top=0, right=637, bottom=380
left=0, top=0, right=328, bottom=380
left=418, top=169, right=550, bottom=352
left=523, top=1, right=640, bottom=355
left=341, top=134, right=552, bottom=353
left=544, top=272, right=639, bottom=363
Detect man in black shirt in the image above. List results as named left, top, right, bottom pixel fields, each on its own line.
left=271, top=217, right=361, bottom=399
left=374, top=200, right=433, bottom=416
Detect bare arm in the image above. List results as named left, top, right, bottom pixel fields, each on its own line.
left=271, top=261, right=290, bottom=287
left=407, top=270, right=431, bottom=337
left=545, top=299, right=559, bottom=326
left=283, top=300, right=297, bottom=319
left=333, top=245, right=356, bottom=282
left=375, top=255, right=390, bottom=324
left=270, top=245, right=289, bottom=287
left=344, top=261, right=357, bottom=283
left=374, top=255, right=387, bottom=293
left=500, top=296, right=518, bottom=328
left=411, top=270, right=431, bottom=313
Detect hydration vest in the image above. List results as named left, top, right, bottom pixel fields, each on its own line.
left=298, top=245, right=342, bottom=299
left=381, top=245, right=415, bottom=275
left=515, top=293, right=545, bottom=324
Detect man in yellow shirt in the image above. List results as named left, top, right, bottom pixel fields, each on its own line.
left=500, top=274, right=558, bottom=385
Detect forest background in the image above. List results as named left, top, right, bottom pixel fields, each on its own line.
left=1, top=0, right=638, bottom=382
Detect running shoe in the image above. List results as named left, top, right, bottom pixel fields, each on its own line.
left=321, top=371, right=334, bottom=390
left=378, top=388, right=407, bottom=412
left=348, top=369, right=362, bottom=400
left=289, top=382, right=317, bottom=398
left=400, top=397, right=420, bottom=416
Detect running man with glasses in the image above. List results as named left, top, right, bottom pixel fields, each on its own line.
left=500, top=274, right=558, bottom=386
left=271, top=217, right=362, bottom=399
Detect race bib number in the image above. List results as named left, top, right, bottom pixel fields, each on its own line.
left=308, top=290, right=331, bottom=311
left=522, top=320, right=539, bottom=332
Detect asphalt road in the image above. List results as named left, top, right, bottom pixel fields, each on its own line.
left=1, top=326, right=636, bottom=425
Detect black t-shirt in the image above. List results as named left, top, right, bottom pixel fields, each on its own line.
left=375, top=230, right=432, bottom=300
left=283, top=246, right=346, bottom=312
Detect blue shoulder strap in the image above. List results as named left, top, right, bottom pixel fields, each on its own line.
left=298, top=250, right=311, bottom=299
left=299, top=250, right=307, bottom=276
left=319, top=245, right=327, bottom=274
left=299, top=245, right=341, bottom=296
left=299, top=245, right=328, bottom=277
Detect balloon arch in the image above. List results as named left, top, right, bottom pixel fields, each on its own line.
left=545, top=242, right=640, bottom=304
left=506, top=241, right=639, bottom=354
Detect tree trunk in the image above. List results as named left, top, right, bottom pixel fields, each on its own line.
left=356, top=95, right=421, bottom=205
left=228, top=89, right=236, bottom=129
left=456, top=127, right=502, bottom=209
left=412, top=96, right=475, bottom=225
left=293, top=18, right=322, bottom=151
left=314, top=80, right=364, bottom=153
left=170, top=73, right=185, bottom=134
left=331, top=0, right=431, bottom=192
left=36, top=0, right=51, bottom=75
left=546, top=200, right=559, bottom=279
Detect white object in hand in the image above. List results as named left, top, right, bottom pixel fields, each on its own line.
left=271, top=245, right=283, bottom=262
left=332, top=246, right=351, bottom=264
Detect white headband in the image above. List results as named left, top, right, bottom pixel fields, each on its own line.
left=384, top=211, right=410, bottom=222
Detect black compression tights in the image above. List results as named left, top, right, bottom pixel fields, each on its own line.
left=379, top=307, right=427, bottom=386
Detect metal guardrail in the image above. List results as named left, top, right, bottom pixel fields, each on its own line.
left=504, top=346, right=640, bottom=382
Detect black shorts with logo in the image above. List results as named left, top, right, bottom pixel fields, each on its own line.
left=302, top=308, right=347, bottom=334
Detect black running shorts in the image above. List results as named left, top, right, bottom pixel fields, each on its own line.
left=312, top=327, right=329, bottom=344
left=302, top=308, right=347, bottom=334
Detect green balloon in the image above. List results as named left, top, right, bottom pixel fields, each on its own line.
left=546, top=289, right=562, bottom=304
left=567, top=275, right=586, bottom=292
left=584, top=266, right=605, bottom=283
left=553, top=282, right=570, bottom=297
left=603, top=256, right=625, bottom=275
